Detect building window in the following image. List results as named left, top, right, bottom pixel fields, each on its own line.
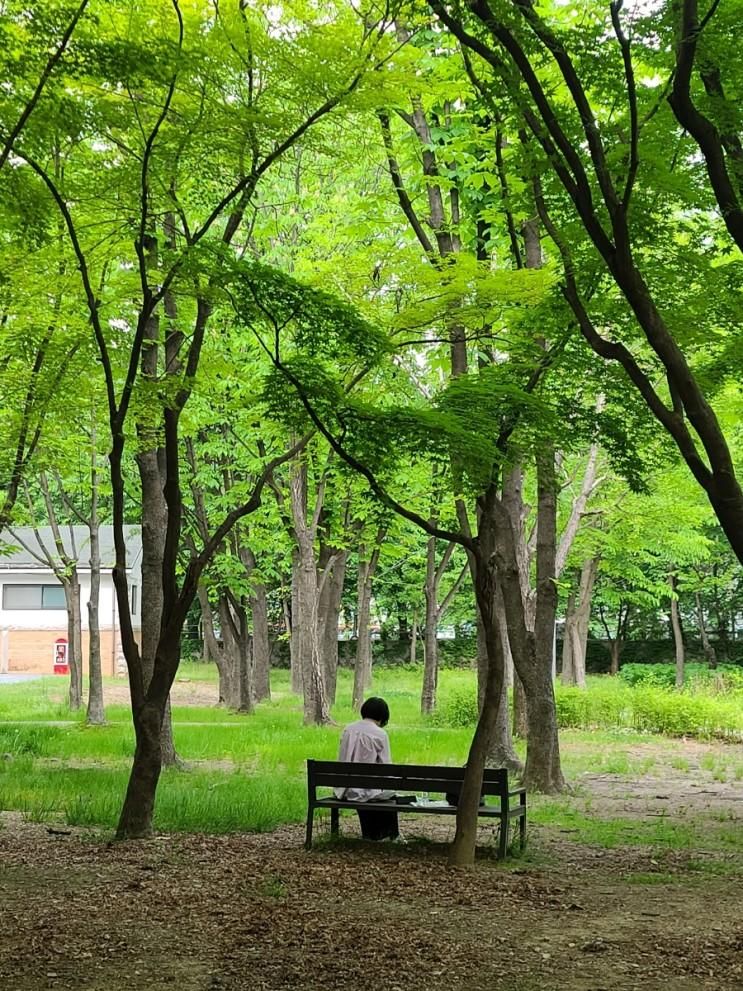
left=131, top=584, right=138, bottom=615
left=2, top=584, right=67, bottom=610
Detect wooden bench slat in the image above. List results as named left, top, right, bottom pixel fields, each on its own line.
left=312, top=774, right=509, bottom=793
left=310, top=760, right=510, bottom=782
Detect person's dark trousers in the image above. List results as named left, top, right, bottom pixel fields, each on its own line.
left=357, top=807, right=399, bottom=840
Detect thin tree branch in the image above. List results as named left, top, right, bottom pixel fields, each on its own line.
left=0, top=0, right=89, bottom=173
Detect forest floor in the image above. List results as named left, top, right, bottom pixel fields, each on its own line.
left=2, top=740, right=742, bottom=991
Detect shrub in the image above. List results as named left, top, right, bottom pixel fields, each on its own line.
left=433, top=689, right=478, bottom=727
left=619, top=663, right=743, bottom=692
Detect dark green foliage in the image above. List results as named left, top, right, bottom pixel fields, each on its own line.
left=231, top=259, right=388, bottom=364
left=618, top=663, right=743, bottom=691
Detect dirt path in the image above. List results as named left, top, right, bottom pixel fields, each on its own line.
left=1, top=786, right=741, bottom=991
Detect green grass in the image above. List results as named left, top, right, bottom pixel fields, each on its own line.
left=623, top=871, right=676, bottom=885
left=1, top=666, right=742, bottom=852
left=530, top=798, right=740, bottom=854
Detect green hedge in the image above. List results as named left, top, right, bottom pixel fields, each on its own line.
left=434, top=676, right=743, bottom=740
left=618, top=662, right=743, bottom=690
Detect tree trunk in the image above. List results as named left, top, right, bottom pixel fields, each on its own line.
left=250, top=578, right=271, bottom=701
left=512, top=676, right=528, bottom=738
left=86, top=513, right=105, bottom=725
left=236, top=603, right=253, bottom=714
left=696, top=591, right=717, bottom=669
left=318, top=546, right=346, bottom=707
left=217, top=594, right=241, bottom=708
left=521, top=660, right=564, bottom=791
left=352, top=556, right=373, bottom=710
left=64, top=573, right=83, bottom=710
left=562, top=558, right=597, bottom=688
left=609, top=639, right=623, bottom=675
left=116, top=698, right=164, bottom=839
left=449, top=554, right=505, bottom=866
left=137, top=445, right=178, bottom=764
left=561, top=590, right=577, bottom=685
left=421, top=535, right=438, bottom=714
left=296, top=544, right=330, bottom=724
left=486, top=586, right=521, bottom=771
left=670, top=574, right=685, bottom=688
left=521, top=447, right=564, bottom=792
left=197, top=584, right=221, bottom=666
left=409, top=608, right=418, bottom=664
left=571, top=558, right=597, bottom=688
left=489, top=483, right=565, bottom=794
left=501, top=464, right=531, bottom=740
left=289, top=550, right=302, bottom=693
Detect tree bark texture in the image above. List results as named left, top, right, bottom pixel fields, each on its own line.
left=289, top=551, right=302, bottom=693
left=561, top=557, right=598, bottom=688
left=421, top=534, right=439, bottom=714
left=250, top=578, right=272, bottom=702
left=669, top=574, right=685, bottom=688
left=65, top=573, right=83, bottom=711
left=290, top=463, right=331, bottom=724
left=486, top=586, right=521, bottom=771
left=86, top=512, right=105, bottom=725
left=449, top=537, right=505, bottom=866
left=318, top=544, right=346, bottom=706
left=352, top=555, right=374, bottom=711
left=116, top=700, right=164, bottom=839
left=695, top=591, right=717, bottom=669
left=197, top=584, right=221, bottom=666
left=136, top=446, right=177, bottom=764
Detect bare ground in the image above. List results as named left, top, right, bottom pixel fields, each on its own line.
left=1, top=747, right=742, bottom=991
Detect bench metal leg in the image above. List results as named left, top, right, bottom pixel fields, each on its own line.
left=305, top=805, right=315, bottom=850
left=498, top=817, right=508, bottom=860
left=330, top=807, right=340, bottom=838
left=520, top=793, right=527, bottom=849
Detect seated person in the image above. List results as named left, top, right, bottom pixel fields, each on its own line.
left=336, top=696, right=400, bottom=841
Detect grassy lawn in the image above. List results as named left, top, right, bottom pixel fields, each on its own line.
left=0, top=665, right=741, bottom=862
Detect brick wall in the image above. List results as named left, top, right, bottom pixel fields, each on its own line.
left=5, top=629, right=123, bottom=676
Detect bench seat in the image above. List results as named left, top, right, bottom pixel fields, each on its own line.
left=306, top=759, right=527, bottom=858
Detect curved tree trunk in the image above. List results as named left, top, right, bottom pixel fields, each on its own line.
left=449, top=535, right=505, bottom=866
left=117, top=700, right=163, bottom=839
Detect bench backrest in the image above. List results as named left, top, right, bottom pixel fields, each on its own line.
left=307, top=759, right=509, bottom=797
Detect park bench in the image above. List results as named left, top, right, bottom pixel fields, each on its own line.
left=305, top=759, right=527, bottom=859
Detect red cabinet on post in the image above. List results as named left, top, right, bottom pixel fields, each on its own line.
left=53, top=637, right=68, bottom=675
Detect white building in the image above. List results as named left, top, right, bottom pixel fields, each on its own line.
left=0, top=525, right=141, bottom=676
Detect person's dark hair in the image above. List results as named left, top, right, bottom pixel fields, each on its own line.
left=360, top=696, right=390, bottom=727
